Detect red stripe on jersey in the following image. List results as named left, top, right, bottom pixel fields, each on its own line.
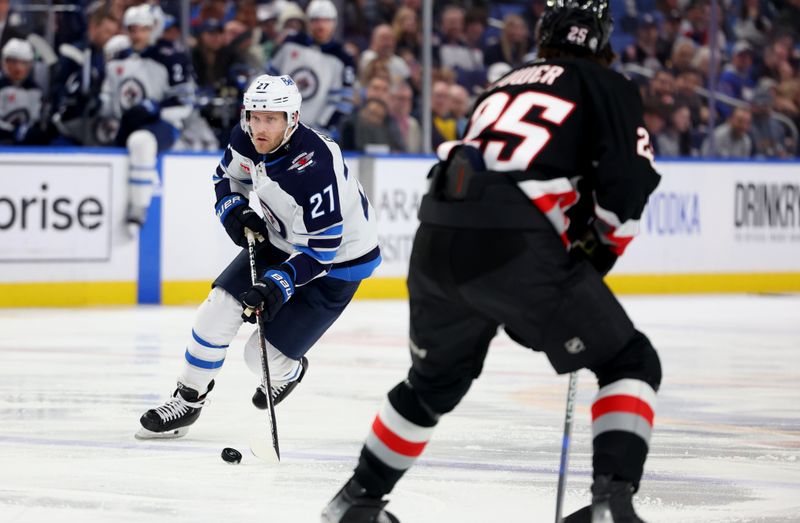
left=592, top=394, right=654, bottom=426
left=605, top=234, right=633, bottom=255
left=531, top=190, right=577, bottom=214
left=371, top=415, right=428, bottom=457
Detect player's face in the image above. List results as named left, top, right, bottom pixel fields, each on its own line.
left=309, top=18, right=335, bottom=43
left=127, top=24, right=152, bottom=50
left=2, top=57, right=31, bottom=84
left=249, top=111, right=289, bottom=154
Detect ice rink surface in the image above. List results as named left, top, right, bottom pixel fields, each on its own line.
left=1, top=294, right=799, bottom=523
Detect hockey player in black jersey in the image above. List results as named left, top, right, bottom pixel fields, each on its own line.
left=322, top=1, right=662, bottom=522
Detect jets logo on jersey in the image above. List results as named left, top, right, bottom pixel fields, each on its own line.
left=3, top=108, right=29, bottom=126
left=288, top=151, right=315, bottom=172
left=259, top=200, right=287, bottom=239
left=289, top=67, right=319, bottom=101
left=119, top=78, right=146, bottom=110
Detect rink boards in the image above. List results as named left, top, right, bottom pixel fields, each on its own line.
left=1, top=147, right=799, bottom=306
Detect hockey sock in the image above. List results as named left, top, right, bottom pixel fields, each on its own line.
left=591, top=378, right=657, bottom=486
left=354, top=381, right=439, bottom=498
left=178, top=287, right=244, bottom=391
left=126, top=130, right=158, bottom=222
left=243, top=330, right=302, bottom=383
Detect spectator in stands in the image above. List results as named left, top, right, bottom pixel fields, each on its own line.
left=656, top=104, right=699, bottom=157
left=340, top=97, right=403, bottom=153
left=0, top=38, right=42, bottom=145
left=750, top=86, right=792, bottom=158
left=774, top=0, right=800, bottom=40
left=649, top=68, right=677, bottom=107
left=448, top=83, right=470, bottom=138
left=464, top=8, right=488, bottom=60
left=657, top=8, right=684, bottom=64
left=436, top=5, right=484, bottom=91
left=253, top=3, right=280, bottom=62
left=674, top=68, right=708, bottom=128
left=681, top=0, right=726, bottom=49
left=360, top=23, right=410, bottom=87
left=667, top=37, right=697, bottom=76
left=389, top=81, right=421, bottom=153
left=717, top=41, right=756, bottom=118
left=484, top=14, right=530, bottom=70
left=752, top=39, right=792, bottom=84
left=340, top=74, right=393, bottom=140
left=51, top=7, right=121, bottom=146
left=192, top=18, right=226, bottom=90
left=702, top=106, right=753, bottom=158
left=733, top=0, right=773, bottom=49
left=278, top=2, right=307, bottom=37
left=622, top=13, right=664, bottom=72
left=0, top=0, right=27, bottom=49
left=642, top=99, right=668, bottom=156
left=431, top=79, right=456, bottom=149
left=392, top=6, right=420, bottom=59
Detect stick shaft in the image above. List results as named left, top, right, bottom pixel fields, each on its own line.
left=246, top=231, right=280, bottom=461
left=555, top=371, right=578, bottom=523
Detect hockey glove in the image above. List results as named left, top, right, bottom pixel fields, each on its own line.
left=570, top=223, right=618, bottom=276
left=120, top=99, right=161, bottom=129
left=215, top=193, right=269, bottom=248
left=240, top=267, right=295, bottom=323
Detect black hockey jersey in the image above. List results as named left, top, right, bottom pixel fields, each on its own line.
left=429, top=57, right=661, bottom=256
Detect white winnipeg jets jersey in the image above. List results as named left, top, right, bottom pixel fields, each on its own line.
left=214, top=124, right=380, bottom=285
left=0, top=76, right=42, bottom=136
left=269, top=34, right=355, bottom=132
left=100, top=41, right=193, bottom=129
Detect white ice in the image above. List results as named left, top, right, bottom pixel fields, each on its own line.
left=1, top=295, right=799, bottom=523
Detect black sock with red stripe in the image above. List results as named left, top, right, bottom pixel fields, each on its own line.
left=353, top=381, right=439, bottom=498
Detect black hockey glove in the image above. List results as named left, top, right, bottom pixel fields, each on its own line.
left=570, top=224, right=618, bottom=276
left=215, top=193, right=269, bottom=249
left=240, top=267, right=295, bottom=323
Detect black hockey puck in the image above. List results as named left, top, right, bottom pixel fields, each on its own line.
left=221, top=447, right=242, bottom=464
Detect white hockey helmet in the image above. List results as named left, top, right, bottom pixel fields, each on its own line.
left=2, top=38, right=34, bottom=62
left=241, top=74, right=302, bottom=150
left=123, top=4, right=156, bottom=28
left=307, top=0, right=337, bottom=20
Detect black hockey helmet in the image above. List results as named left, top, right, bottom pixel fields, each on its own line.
left=538, top=0, right=614, bottom=55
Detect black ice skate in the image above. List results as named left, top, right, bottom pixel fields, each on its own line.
left=563, top=475, right=645, bottom=523
left=320, top=478, right=399, bottom=523
left=136, top=381, right=214, bottom=439
left=252, top=357, right=308, bottom=409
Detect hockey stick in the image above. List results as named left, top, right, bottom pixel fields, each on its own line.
left=245, top=230, right=281, bottom=462
left=554, top=371, right=578, bottom=523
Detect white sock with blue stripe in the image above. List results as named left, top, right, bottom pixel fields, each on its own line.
left=126, top=130, right=158, bottom=219
left=178, top=287, right=244, bottom=392
left=243, top=330, right=302, bottom=385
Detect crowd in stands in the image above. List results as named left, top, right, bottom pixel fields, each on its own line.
left=0, top=0, right=799, bottom=159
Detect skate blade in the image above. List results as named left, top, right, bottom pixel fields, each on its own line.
left=135, top=426, right=189, bottom=440
left=249, top=434, right=280, bottom=463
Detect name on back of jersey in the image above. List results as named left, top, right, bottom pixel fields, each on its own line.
left=493, top=64, right=566, bottom=88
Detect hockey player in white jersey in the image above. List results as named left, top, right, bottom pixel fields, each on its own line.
left=100, top=4, right=194, bottom=235
left=268, top=0, right=355, bottom=138
left=0, top=38, right=42, bottom=145
left=136, top=74, right=381, bottom=439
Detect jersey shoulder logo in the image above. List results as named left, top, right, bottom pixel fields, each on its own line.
left=288, top=151, right=315, bottom=172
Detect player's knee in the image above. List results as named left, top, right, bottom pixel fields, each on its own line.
left=593, top=330, right=662, bottom=392
left=126, top=129, right=157, bottom=160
